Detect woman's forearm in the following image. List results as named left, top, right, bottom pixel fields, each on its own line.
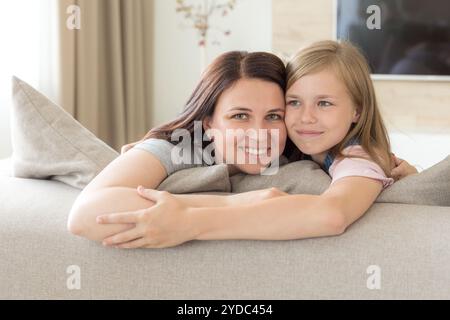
left=68, top=187, right=285, bottom=242
left=68, top=187, right=155, bottom=242
left=190, top=194, right=345, bottom=241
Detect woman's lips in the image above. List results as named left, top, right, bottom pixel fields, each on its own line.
left=296, top=130, right=324, bottom=138
left=238, top=147, right=272, bottom=156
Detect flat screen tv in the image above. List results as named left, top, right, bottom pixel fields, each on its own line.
left=334, top=0, right=450, bottom=81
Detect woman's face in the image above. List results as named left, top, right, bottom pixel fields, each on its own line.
left=203, top=78, right=287, bottom=175
left=284, top=69, right=360, bottom=164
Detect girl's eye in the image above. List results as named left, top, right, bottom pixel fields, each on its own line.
left=287, top=100, right=301, bottom=107
left=318, top=101, right=333, bottom=107
left=266, top=114, right=283, bottom=121
left=231, top=113, right=249, bottom=120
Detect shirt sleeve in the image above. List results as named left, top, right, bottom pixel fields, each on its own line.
left=132, top=138, right=203, bottom=175
left=328, top=145, right=394, bottom=189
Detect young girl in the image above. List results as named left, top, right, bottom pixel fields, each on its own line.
left=69, top=42, right=416, bottom=248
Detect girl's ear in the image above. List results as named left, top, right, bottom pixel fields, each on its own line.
left=352, top=107, right=361, bottom=123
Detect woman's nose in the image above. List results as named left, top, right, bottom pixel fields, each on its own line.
left=245, top=119, right=272, bottom=144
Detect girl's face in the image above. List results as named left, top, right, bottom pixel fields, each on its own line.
left=203, top=78, right=287, bottom=175
left=285, top=69, right=360, bottom=164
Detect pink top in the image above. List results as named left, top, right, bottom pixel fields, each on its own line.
left=328, top=145, right=394, bottom=189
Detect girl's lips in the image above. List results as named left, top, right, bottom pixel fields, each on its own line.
left=296, top=130, right=324, bottom=138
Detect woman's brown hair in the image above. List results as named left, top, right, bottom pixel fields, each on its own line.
left=122, top=51, right=291, bottom=155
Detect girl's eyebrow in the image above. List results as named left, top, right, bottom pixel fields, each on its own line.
left=286, top=94, right=337, bottom=99
left=315, top=94, right=337, bottom=99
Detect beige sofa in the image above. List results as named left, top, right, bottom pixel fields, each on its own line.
left=1, top=156, right=450, bottom=299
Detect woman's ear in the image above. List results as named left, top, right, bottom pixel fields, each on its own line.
left=203, top=117, right=213, bottom=140
left=203, top=117, right=212, bottom=131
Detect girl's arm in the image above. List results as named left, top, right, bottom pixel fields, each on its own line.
left=175, top=187, right=288, bottom=207
left=191, top=176, right=382, bottom=240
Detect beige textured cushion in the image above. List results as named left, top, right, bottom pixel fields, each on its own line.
left=10, top=76, right=119, bottom=189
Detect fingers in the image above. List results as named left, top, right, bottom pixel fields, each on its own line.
left=103, top=226, right=144, bottom=246
left=137, top=186, right=168, bottom=202
left=97, top=210, right=144, bottom=224
left=121, top=143, right=132, bottom=155
left=390, top=170, right=401, bottom=181
left=393, top=156, right=404, bottom=166
left=115, top=237, right=149, bottom=249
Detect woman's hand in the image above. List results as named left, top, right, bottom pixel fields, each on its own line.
left=390, top=154, right=419, bottom=181
left=97, top=186, right=197, bottom=249
left=121, top=142, right=138, bottom=154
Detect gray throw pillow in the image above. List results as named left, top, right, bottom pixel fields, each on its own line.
left=10, top=76, right=119, bottom=189
left=159, top=156, right=450, bottom=207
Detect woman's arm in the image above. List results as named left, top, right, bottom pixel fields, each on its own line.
left=67, top=148, right=168, bottom=241
left=68, top=144, right=288, bottom=242
left=96, top=176, right=382, bottom=248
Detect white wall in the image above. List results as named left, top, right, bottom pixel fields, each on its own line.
left=0, top=0, right=58, bottom=159
left=151, top=0, right=272, bottom=126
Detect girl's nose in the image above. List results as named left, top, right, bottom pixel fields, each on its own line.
left=300, top=105, right=317, bottom=124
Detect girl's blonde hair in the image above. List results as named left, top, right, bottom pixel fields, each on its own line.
left=286, top=40, right=393, bottom=176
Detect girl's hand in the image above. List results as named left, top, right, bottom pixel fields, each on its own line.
left=97, top=186, right=197, bottom=249
left=390, top=154, right=419, bottom=181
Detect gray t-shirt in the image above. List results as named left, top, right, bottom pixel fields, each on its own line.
left=133, top=138, right=214, bottom=175
left=133, top=138, right=289, bottom=176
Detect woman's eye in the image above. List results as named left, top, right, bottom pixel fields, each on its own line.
left=318, top=101, right=333, bottom=107
left=287, top=100, right=301, bottom=107
left=266, top=114, right=283, bottom=121
left=231, top=113, right=249, bottom=120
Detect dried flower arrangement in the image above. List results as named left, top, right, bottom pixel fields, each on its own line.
left=176, top=0, right=237, bottom=47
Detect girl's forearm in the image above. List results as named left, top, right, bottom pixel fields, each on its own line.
left=175, top=188, right=286, bottom=208
left=190, top=194, right=344, bottom=241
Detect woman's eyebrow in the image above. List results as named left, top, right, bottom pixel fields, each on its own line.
left=267, top=108, right=285, bottom=113
left=227, top=107, right=253, bottom=112
left=285, top=94, right=301, bottom=99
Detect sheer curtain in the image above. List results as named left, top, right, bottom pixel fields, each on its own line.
left=0, top=0, right=60, bottom=158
